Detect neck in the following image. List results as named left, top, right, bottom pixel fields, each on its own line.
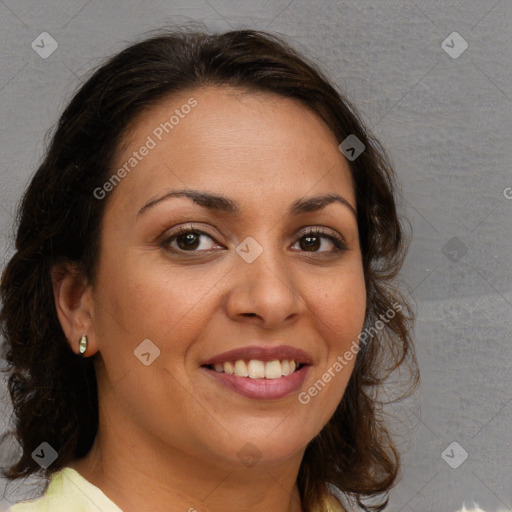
left=69, top=421, right=305, bottom=512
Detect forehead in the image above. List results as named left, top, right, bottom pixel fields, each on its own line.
left=121, top=85, right=341, bottom=152
left=107, top=85, right=355, bottom=216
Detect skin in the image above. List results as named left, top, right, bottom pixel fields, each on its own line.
left=52, top=86, right=366, bottom=512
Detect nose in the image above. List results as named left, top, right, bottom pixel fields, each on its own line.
left=224, top=237, right=306, bottom=328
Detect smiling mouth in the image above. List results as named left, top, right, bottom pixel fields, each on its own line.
left=202, top=359, right=304, bottom=379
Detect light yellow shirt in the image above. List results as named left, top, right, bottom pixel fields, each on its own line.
left=7, top=467, right=122, bottom=512
left=7, top=467, right=346, bottom=512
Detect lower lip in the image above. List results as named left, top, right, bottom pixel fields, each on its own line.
left=201, top=365, right=310, bottom=400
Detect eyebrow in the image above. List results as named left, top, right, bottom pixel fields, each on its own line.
left=137, top=189, right=357, bottom=219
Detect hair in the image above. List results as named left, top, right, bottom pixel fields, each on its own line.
left=0, top=24, right=419, bottom=512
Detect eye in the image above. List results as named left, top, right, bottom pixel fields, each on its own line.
left=161, top=225, right=347, bottom=255
left=291, top=228, right=347, bottom=253
left=161, top=226, right=220, bottom=253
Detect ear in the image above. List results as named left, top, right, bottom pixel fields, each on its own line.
left=51, top=261, right=97, bottom=357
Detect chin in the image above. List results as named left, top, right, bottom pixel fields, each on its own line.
left=209, top=435, right=307, bottom=469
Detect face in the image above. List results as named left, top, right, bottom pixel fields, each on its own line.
left=86, top=86, right=366, bottom=469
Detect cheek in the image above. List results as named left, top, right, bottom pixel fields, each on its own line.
left=299, top=305, right=364, bottom=427
left=302, top=266, right=366, bottom=406
left=95, top=252, right=223, bottom=353
left=311, top=266, right=367, bottom=343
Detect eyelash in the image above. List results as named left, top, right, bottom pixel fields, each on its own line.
left=160, top=225, right=347, bottom=255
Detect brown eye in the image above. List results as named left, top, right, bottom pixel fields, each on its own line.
left=161, top=227, right=220, bottom=253
left=300, top=234, right=322, bottom=251
left=175, top=231, right=201, bottom=250
left=293, top=229, right=347, bottom=253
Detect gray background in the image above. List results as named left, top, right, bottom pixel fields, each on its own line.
left=0, top=1, right=511, bottom=511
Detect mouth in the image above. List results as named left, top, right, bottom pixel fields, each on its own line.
left=200, top=359, right=311, bottom=401
left=200, top=345, right=312, bottom=399
left=202, top=359, right=305, bottom=379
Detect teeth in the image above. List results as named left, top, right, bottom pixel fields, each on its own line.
left=248, top=360, right=265, bottom=379
left=265, top=360, right=282, bottom=379
left=234, top=360, right=249, bottom=377
left=210, top=359, right=300, bottom=378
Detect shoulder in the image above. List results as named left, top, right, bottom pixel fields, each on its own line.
left=7, top=467, right=123, bottom=512
left=6, top=472, right=57, bottom=512
left=320, top=486, right=363, bottom=512
left=7, top=499, right=46, bottom=512
left=310, top=493, right=348, bottom=512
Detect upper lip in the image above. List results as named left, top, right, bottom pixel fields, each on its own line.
left=201, top=345, right=313, bottom=366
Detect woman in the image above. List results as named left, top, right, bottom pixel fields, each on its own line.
left=0, top=26, right=419, bottom=512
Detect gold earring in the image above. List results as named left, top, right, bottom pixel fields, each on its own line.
left=78, top=334, right=88, bottom=355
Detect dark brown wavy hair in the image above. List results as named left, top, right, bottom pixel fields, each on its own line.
left=0, top=24, right=419, bottom=512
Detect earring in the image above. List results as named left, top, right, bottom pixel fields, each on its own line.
left=78, top=334, right=88, bottom=355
